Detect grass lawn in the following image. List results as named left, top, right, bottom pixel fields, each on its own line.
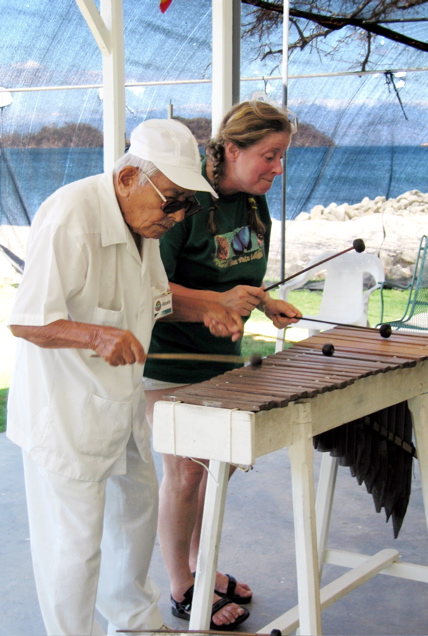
left=241, top=286, right=409, bottom=358
left=0, top=282, right=411, bottom=433
left=0, top=283, right=19, bottom=432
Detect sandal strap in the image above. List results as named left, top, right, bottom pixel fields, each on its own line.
left=224, top=574, right=237, bottom=597
left=211, top=596, right=236, bottom=615
left=171, top=585, right=194, bottom=613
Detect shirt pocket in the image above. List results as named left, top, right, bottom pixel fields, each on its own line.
left=92, top=305, right=125, bottom=328
left=77, top=393, right=132, bottom=458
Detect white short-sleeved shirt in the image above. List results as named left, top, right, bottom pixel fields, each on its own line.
left=7, top=172, right=169, bottom=481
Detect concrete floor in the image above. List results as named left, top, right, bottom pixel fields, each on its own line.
left=1, top=431, right=428, bottom=636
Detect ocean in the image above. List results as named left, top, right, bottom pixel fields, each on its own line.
left=1, top=146, right=427, bottom=226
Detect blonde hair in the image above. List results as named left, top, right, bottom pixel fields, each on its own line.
left=206, top=100, right=293, bottom=234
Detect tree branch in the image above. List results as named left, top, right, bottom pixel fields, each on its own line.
left=242, top=0, right=428, bottom=52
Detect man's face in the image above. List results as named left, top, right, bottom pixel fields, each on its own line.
left=115, top=167, right=195, bottom=239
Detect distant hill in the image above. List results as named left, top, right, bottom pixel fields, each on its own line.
left=177, top=116, right=335, bottom=148
left=291, top=122, right=335, bottom=147
left=1, top=123, right=103, bottom=148
left=1, top=118, right=334, bottom=148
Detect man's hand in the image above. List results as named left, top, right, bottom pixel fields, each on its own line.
left=201, top=303, right=244, bottom=342
left=219, top=285, right=266, bottom=317
left=91, top=326, right=146, bottom=366
left=10, top=320, right=146, bottom=367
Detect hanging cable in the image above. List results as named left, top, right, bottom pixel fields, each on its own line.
left=384, top=71, right=408, bottom=120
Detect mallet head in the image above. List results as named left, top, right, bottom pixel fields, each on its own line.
left=353, top=238, right=365, bottom=253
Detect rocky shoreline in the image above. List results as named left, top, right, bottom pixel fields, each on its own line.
left=1, top=190, right=427, bottom=286
left=266, top=189, right=427, bottom=284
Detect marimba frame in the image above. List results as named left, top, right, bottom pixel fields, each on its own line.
left=153, top=329, right=428, bottom=635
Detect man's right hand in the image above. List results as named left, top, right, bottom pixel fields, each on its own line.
left=10, top=320, right=146, bottom=367
left=91, top=326, right=146, bottom=366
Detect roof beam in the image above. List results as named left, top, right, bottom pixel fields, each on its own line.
left=75, top=0, right=111, bottom=55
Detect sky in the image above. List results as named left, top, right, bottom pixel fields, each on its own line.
left=0, top=0, right=427, bottom=145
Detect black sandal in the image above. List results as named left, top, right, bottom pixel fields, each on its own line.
left=192, top=571, right=253, bottom=605
left=171, top=585, right=250, bottom=631
left=215, top=574, right=253, bottom=605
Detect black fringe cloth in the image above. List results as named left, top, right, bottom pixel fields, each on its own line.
left=313, top=401, right=416, bottom=538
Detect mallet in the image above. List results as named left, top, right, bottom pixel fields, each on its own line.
left=91, top=351, right=262, bottom=364
left=117, top=630, right=282, bottom=635
left=288, top=316, right=392, bottom=339
left=264, top=238, right=365, bottom=293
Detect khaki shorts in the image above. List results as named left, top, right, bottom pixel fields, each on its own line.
left=142, top=377, right=185, bottom=391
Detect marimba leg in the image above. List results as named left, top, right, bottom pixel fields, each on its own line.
left=408, top=393, right=428, bottom=531
left=315, top=454, right=339, bottom=574
left=288, top=401, right=322, bottom=635
left=190, top=459, right=230, bottom=630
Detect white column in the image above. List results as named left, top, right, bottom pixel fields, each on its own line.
left=211, top=0, right=240, bottom=134
left=75, top=0, right=126, bottom=170
left=101, top=0, right=126, bottom=170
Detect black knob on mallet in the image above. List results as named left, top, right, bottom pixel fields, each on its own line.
left=249, top=353, right=263, bottom=367
left=322, top=343, right=335, bottom=356
left=353, top=238, right=365, bottom=253
left=379, top=323, right=392, bottom=338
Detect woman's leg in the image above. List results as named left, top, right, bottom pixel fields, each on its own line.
left=145, top=386, right=252, bottom=626
left=189, top=464, right=253, bottom=601
left=159, top=452, right=248, bottom=626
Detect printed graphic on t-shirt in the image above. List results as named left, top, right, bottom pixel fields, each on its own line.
left=213, top=225, right=264, bottom=269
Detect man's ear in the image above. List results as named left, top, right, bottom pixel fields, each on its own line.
left=225, top=141, right=240, bottom=162
left=116, top=166, right=139, bottom=196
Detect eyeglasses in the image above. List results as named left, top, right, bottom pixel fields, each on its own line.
left=142, top=172, right=202, bottom=218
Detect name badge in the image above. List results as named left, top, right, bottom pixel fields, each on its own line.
left=154, top=291, right=173, bottom=321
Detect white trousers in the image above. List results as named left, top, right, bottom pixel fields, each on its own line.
left=22, top=433, right=163, bottom=636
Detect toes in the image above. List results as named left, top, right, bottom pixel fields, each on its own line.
left=211, top=600, right=245, bottom=627
left=235, top=581, right=252, bottom=596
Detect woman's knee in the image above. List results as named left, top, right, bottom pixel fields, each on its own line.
left=162, top=455, right=206, bottom=493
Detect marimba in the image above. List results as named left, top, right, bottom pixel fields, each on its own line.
left=153, top=327, right=428, bottom=635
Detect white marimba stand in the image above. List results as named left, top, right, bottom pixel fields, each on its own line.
left=153, top=330, right=428, bottom=635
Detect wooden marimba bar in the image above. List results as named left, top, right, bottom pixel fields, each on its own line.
left=153, top=327, right=428, bottom=635
left=162, top=327, right=428, bottom=412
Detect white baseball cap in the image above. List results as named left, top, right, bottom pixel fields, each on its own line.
left=128, top=119, right=217, bottom=197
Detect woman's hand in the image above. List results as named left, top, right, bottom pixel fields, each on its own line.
left=219, top=285, right=266, bottom=317
left=262, top=296, right=302, bottom=329
left=202, top=303, right=244, bottom=342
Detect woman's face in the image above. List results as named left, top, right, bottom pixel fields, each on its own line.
left=223, top=131, right=291, bottom=196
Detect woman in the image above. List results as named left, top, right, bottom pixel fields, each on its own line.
left=143, top=100, right=301, bottom=630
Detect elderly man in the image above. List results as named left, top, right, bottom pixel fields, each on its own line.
left=6, top=119, right=246, bottom=636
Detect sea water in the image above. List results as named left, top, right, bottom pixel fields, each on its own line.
left=1, top=146, right=427, bottom=226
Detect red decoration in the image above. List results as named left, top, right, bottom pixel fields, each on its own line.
left=160, top=0, right=173, bottom=12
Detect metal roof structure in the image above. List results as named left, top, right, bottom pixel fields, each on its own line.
left=0, top=0, right=427, bottom=276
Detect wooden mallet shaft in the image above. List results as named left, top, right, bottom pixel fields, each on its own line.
left=284, top=315, right=392, bottom=337
left=264, top=238, right=365, bottom=292
left=91, top=352, right=246, bottom=363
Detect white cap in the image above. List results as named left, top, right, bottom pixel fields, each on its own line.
left=128, top=119, right=217, bottom=197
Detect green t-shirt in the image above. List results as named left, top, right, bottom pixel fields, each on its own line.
left=144, top=161, right=272, bottom=384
